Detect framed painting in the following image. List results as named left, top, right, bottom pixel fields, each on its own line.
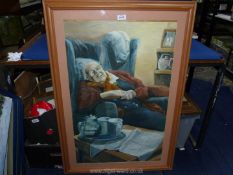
left=43, top=0, right=196, bottom=173
left=161, top=29, right=176, bottom=48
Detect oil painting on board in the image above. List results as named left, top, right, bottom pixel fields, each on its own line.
left=64, top=21, right=177, bottom=163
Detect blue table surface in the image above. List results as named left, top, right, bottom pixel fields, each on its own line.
left=21, top=34, right=49, bottom=61
left=21, top=34, right=222, bottom=61
left=190, top=39, right=222, bottom=60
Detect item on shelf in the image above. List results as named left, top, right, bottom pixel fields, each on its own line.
left=192, top=32, right=198, bottom=39
left=25, top=143, right=62, bottom=168
left=29, top=100, right=54, bottom=117
left=21, top=34, right=49, bottom=61
left=25, top=109, right=59, bottom=144
left=219, top=3, right=228, bottom=11
left=211, top=36, right=233, bottom=52
left=37, top=73, right=53, bottom=96
left=0, top=16, right=24, bottom=47
left=14, top=71, right=54, bottom=116
left=231, top=5, right=233, bottom=20
left=7, top=52, right=22, bottom=61
left=211, top=36, right=233, bottom=71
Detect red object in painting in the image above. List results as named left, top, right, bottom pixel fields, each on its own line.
left=29, top=101, right=54, bottom=117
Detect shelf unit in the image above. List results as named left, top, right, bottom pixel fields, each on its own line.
left=0, top=0, right=42, bottom=49
left=196, top=0, right=233, bottom=45
left=195, top=0, right=233, bottom=80
left=0, top=33, right=62, bottom=168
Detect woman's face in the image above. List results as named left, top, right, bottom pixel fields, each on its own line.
left=86, top=62, right=107, bottom=83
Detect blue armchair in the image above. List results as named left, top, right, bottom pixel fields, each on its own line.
left=99, top=31, right=139, bottom=76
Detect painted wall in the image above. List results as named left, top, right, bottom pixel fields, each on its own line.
left=64, top=21, right=176, bottom=85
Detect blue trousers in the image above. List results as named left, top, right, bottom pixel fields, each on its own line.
left=123, top=107, right=165, bottom=131
left=112, top=98, right=166, bottom=131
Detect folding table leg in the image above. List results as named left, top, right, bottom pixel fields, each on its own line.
left=194, top=64, right=225, bottom=149
left=185, top=66, right=195, bottom=93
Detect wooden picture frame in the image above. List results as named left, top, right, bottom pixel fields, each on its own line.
left=43, top=0, right=196, bottom=173
left=161, top=29, right=176, bottom=48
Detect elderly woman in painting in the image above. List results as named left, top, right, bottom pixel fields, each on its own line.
left=77, top=61, right=169, bottom=132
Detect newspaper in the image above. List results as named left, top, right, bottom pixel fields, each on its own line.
left=118, top=129, right=163, bottom=160
left=90, top=129, right=164, bottom=160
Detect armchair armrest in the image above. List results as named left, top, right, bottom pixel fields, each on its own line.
left=145, top=96, right=168, bottom=111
